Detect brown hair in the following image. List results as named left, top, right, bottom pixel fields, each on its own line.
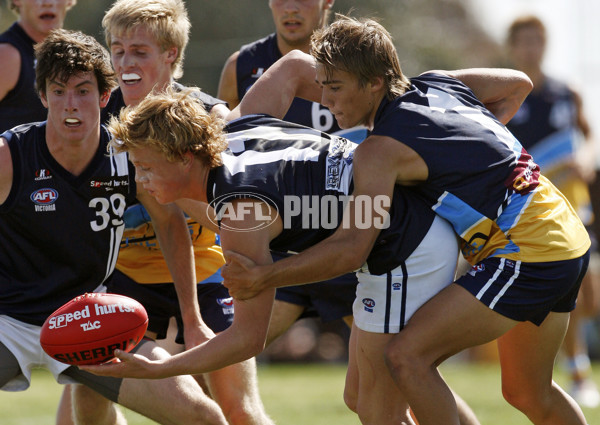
left=34, top=29, right=117, bottom=96
left=310, top=14, right=410, bottom=99
left=507, top=15, right=547, bottom=46
left=108, top=87, right=227, bottom=168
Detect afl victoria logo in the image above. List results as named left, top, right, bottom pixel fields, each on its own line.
left=31, top=188, right=59, bottom=204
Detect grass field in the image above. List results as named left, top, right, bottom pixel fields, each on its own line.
left=2, top=361, right=600, bottom=424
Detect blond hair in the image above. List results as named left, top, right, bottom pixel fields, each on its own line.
left=102, top=0, right=190, bottom=79
left=310, top=14, right=410, bottom=100
left=109, top=87, right=227, bottom=168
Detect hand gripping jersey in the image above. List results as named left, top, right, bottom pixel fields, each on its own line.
left=236, top=34, right=367, bottom=143
left=102, top=85, right=227, bottom=284
left=208, top=114, right=435, bottom=275
left=0, top=23, right=48, bottom=133
left=371, top=73, right=590, bottom=265
left=506, top=76, right=592, bottom=225
left=0, top=123, right=137, bottom=325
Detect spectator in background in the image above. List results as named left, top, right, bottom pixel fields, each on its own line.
left=0, top=0, right=76, bottom=134
left=505, top=14, right=600, bottom=409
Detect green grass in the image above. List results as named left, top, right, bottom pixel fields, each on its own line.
left=2, top=361, right=600, bottom=424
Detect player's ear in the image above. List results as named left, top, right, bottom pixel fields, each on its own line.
left=99, top=90, right=111, bottom=108
left=182, top=151, right=194, bottom=167
left=39, top=90, right=49, bottom=109
left=369, top=76, right=385, bottom=93
left=165, top=47, right=178, bottom=65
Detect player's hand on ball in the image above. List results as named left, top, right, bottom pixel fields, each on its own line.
left=79, top=349, right=165, bottom=379
left=222, top=250, right=263, bottom=300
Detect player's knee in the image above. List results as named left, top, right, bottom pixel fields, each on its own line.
left=343, top=386, right=358, bottom=413
left=383, top=335, right=418, bottom=382
left=187, top=403, right=228, bottom=425
left=501, top=382, right=544, bottom=414
left=72, top=384, right=125, bottom=425
left=223, top=403, right=268, bottom=425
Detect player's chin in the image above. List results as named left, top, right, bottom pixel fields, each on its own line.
left=147, top=189, right=169, bottom=204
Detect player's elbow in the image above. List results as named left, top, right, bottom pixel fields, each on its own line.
left=338, top=247, right=369, bottom=273
left=235, top=324, right=268, bottom=359
left=240, top=333, right=267, bottom=359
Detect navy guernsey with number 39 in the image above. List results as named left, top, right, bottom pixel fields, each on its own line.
left=0, top=123, right=137, bottom=325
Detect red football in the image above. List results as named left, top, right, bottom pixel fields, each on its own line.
left=40, top=292, right=148, bottom=366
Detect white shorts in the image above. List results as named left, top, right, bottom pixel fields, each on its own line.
left=353, top=215, right=459, bottom=333
left=0, top=315, right=76, bottom=391
left=0, top=284, right=107, bottom=391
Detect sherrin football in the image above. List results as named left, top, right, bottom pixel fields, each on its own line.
left=40, top=293, right=148, bottom=366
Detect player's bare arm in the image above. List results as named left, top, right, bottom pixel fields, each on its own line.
left=0, top=44, right=21, bottom=102
left=0, top=137, right=13, bottom=205
left=81, top=199, right=280, bottom=378
left=175, top=198, right=220, bottom=234
left=425, top=68, right=533, bottom=125
left=217, top=50, right=241, bottom=109
left=229, top=50, right=322, bottom=121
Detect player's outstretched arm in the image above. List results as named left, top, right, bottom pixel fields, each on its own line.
left=81, top=199, right=280, bottom=378
left=227, top=50, right=322, bottom=122
left=424, top=68, right=533, bottom=124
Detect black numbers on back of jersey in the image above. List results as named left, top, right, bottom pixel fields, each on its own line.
left=89, top=193, right=127, bottom=232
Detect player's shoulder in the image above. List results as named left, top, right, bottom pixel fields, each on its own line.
left=0, top=42, right=21, bottom=65
left=239, top=33, right=276, bottom=55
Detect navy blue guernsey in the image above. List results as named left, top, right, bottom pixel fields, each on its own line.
left=0, top=23, right=47, bottom=133
left=101, top=82, right=227, bottom=123
left=208, top=114, right=434, bottom=274
left=506, top=76, right=576, bottom=152
left=236, top=34, right=369, bottom=142
left=0, top=123, right=137, bottom=325
left=371, top=73, right=522, bottom=223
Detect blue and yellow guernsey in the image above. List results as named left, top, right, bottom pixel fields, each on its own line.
left=371, top=73, right=590, bottom=265
left=102, top=86, right=227, bottom=284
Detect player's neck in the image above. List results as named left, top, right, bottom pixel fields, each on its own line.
left=187, top=160, right=210, bottom=203
left=45, top=124, right=100, bottom=177
left=276, top=36, right=311, bottom=56
left=17, top=20, right=51, bottom=43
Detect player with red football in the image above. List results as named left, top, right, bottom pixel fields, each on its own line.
left=40, top=293, right=149, bottom=366
left=0, top=29, right=228, bottom=425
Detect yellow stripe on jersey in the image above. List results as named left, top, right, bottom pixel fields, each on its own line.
left=117, top=220, right=224, bottom=284
left=464, top=175, right=590, bottom=264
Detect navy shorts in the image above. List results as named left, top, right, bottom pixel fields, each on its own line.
left=107, top=270, right=233, bottom=344
left=456, top=251, right=590, bottom=325
left=272, top=253, right=357, bottom=323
